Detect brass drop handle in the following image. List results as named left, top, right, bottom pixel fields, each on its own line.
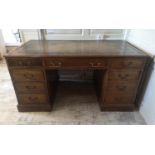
left=57, top=62, right=62, bottom=66
left=28, top=96, right=38, bottom=101
left=89, top=62, right=102, bottom=67
left=18, top=61, right=31, bottom=66
left=89, top=62, right=94, bottom=67
left=23, top=74, right=34, bottom=79
left=118, top=74, right=129, bottom=79
left=116, top=85, right=127, bottom=91
left=49, top=61, right=62, bottom=67
left=123, top=61, right=133, bottom=67
left=49, top=62, right=55, bottom=66
left=26, top=85, right=36, bottom=89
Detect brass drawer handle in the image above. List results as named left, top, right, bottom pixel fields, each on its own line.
left=28, top=96, right=38, bottom=101
left=57, top=62, right=62, bottom=67
left=118, top=74, right=129, bottom=79
left=122, top=61, right=133, bottom=67
left=89, top=62, right=102, bottom=67
left=25, top=85, right=36, bottom=89
left=23, top=74, right=34, bottom=79
left=49, top=62, right=55, bottom=66
left=116, top=85, right=127, bottom=91
left=49, top=62, right=62, bottom=67
left=18, top=61, right=31, bottom=66
left=89, top=62, right=94, bottom=67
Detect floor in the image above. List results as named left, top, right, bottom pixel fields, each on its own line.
left=0, top=60, right=146, bottom=125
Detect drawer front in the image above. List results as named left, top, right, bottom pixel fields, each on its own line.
left=105, top=93, right=134, bottom=105
left=106, top=81, right=136, bottom=93
left=18, top=94, right=47, bottom=104
left=110, top=58, right=145, bottom=69
left=108, top=70, right=140, bottom=81
left=44, top=58, right=107, bottom=69
left=15, top=82, right=46, bottom=93
left=12, top=69, right=44, bottom=81
left=7, top=58, right=42, bottom=67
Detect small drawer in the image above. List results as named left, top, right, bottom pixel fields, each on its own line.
left=108, top=70, right=141, bottom=81
left=12, top=69, right=44, bottom=81
left=106, top=81, right=136, bottom=93
left=7, top=58, right=42, bottom=67
left=110, top=58, right=145, bottom=69
left=105, top=93, right=134, bottom=105
left=15, top=82, right=46, bottom=93
left=44, top=57, right=107, bottom=69
left=18, top=94, right=47, bottom=104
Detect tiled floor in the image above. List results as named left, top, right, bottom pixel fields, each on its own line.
left=0, top=60, right=146, bottom=125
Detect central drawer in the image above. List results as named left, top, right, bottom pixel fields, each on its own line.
left=15, top=82, right=46, bottom=93
left=12, top=69, right=45, bottom=82
left=18, top=94, right=47, bottom=104
left=44, top=58, right=107, bottom=69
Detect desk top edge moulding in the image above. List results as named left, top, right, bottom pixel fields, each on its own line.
left=5, top=40, right=148, bottom=57
left=4, top=40, right=153, bottom=112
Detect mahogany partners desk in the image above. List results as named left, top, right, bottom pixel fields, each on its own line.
left=5, top=40, right=152, bottom=112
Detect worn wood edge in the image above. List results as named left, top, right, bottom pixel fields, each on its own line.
left=134, top=57, right=154, bottom=110
left=17, top=104, right=52, bottom=112
left=127, top=41, right=154, bottom=58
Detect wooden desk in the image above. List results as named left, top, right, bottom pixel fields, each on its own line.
left=5, top=40, right=152, bottom=112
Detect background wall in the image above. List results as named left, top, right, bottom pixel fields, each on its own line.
left=19, top=29, right=41, bottom=42
left=127, top=29, right=155, bottom=124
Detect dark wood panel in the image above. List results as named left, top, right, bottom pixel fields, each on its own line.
left=18, top=94, right=47, bottom=104
left=108, top=69, right=141, bottom=81
left=12, top=69, right=45, bottom=82
left=7, top=58, right=42, bottom=67
left=106, top=81, right=136, bottom=93
left=110, top=58, right=145, bottom=69
left=104, top=93, right=134, bottom=105
left=17, top=104, right=52, bottom=112
left=15, top=82, right=46, bottom=93
left=100, top=105, right=135, bottom=111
